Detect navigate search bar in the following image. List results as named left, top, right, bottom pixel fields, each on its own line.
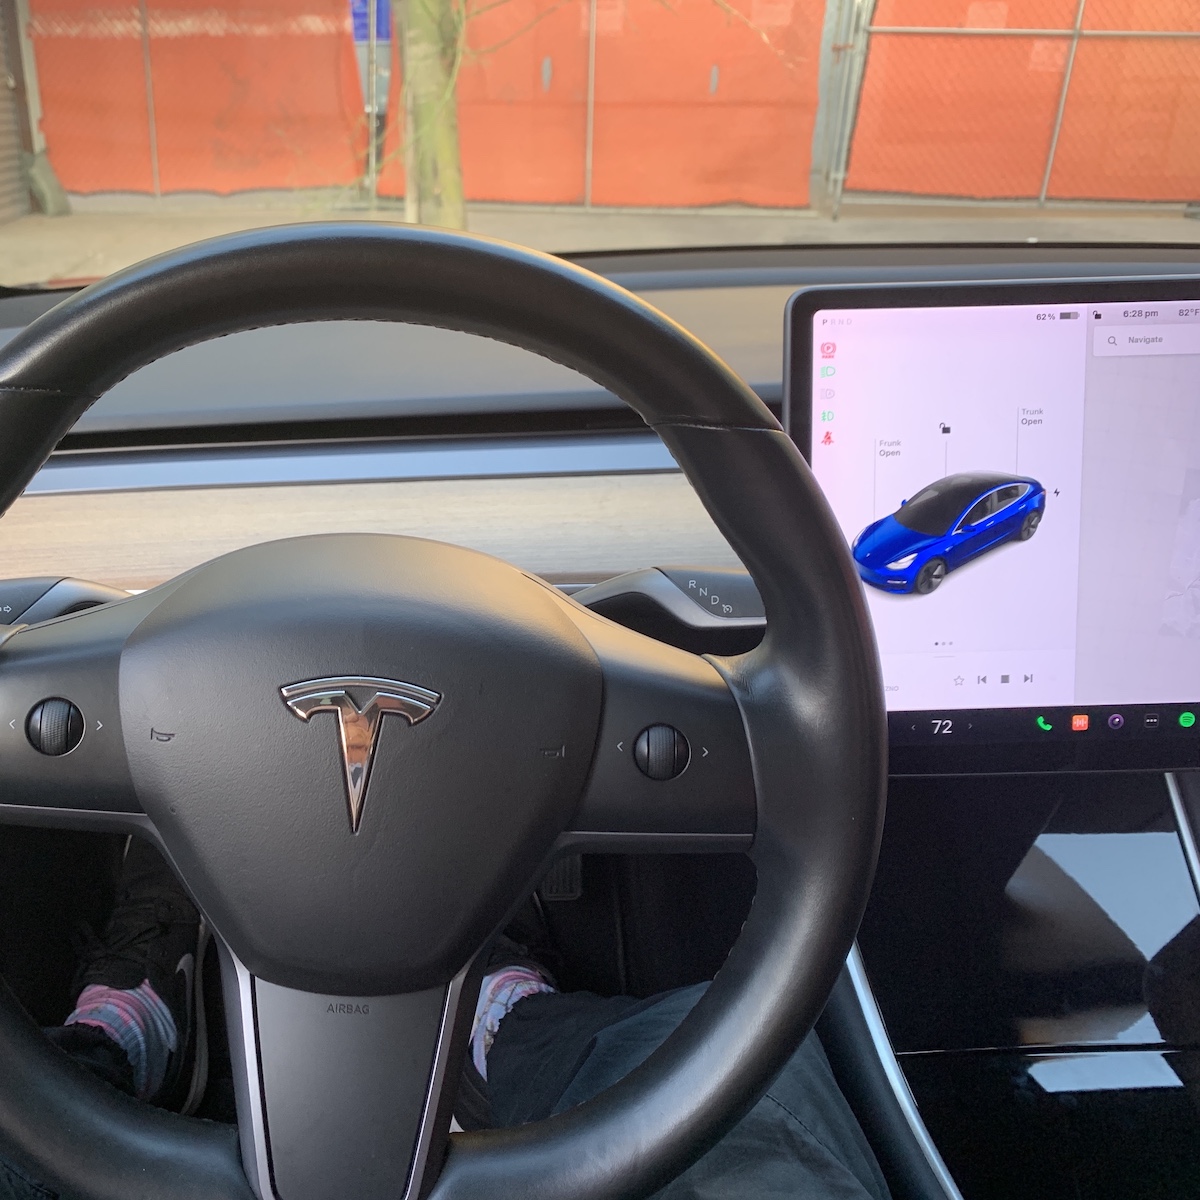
left=1093, top=324, right=1200, bottom=357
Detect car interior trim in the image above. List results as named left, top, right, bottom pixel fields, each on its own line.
left=1166, top=773, right=1200, bottom=908
left=0, top=803, right=154, bottom=837
left=0, top=473, right=743, bottom=597
left=571, top=246, right=1200, bottom=294
left=28, top=434, right=679, bottom=497
left=555, top=831, right=755, bottom=854
left=218, top=944, right=274, bottom=1200
left=575, top=568, right=765, bottom=633
left=845, top=945, right=965, bottom=1200
left=220, top=942, right=476, bottom=1200
left=217, top=916, right=482, bottom=1200
left=15, top=578, right=130, bottom=623
left=603, top=264, right=1200, bottom=292
left=397, top=966, right=475, bottom=1200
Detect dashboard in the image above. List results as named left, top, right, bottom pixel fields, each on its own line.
left=5, top=240, right=1200, bottom=1200
left=4, top=241, right=1200, bottom=1200
left=6, top=243, right=1200, bottom=777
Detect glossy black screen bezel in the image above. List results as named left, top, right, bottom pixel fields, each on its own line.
left=784, top=275, right=1200, bottom=775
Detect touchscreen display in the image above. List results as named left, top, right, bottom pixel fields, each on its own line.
left=790, top=287, right=1200, bottom=769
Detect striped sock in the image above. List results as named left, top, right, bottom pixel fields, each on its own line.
left=66, top=980, right=177, bottom=1100
left=470, top=966, right=555, bottom=1080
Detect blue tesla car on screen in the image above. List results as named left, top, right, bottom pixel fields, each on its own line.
left=852, top=471, right=1046, bottom=594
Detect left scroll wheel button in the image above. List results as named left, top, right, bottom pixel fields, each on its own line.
left=27, top=698, right=86, bottom=755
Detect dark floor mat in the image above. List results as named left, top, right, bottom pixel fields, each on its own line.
left=0, top=827, right=125, bottom=1025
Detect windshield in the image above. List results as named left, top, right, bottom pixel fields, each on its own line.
left=0, top=0, right=1197, bottom=287
left=892, top=476, right=978, bottom=536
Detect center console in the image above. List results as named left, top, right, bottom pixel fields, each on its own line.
left=781, top=277, right=1200, bottom=1199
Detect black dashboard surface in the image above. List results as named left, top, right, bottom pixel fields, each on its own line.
left=2, top=243, right=1199, bottom=446
left=15, top=241, right=1200, bottom=778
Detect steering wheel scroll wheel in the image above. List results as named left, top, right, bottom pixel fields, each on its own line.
left=0, top=225, right=885, bottom=1200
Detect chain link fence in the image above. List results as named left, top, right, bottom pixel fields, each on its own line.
left=834, top=0, right=1200, bottom=205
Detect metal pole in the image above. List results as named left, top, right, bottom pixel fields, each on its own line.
left=807, top=0, right=848, bottom=212
left=1038, top=0, right=1087, bottom=205
left=583, top=0, right=597, bottom=208
left=136, top=0, right=160, bottom=197
left=830, top=0, right=876, bottom=220
left=10, top=0, right=42, bottom=153
left=401, top=0, right=417, bottom=222
left=828, top=0, right=859, bottom=218
left=366, top=0, right=378, bottom=204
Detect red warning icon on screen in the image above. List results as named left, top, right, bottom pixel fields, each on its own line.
left=820, top=341, right=837, bottom=358
left=820, top=431, right=833, bottom=446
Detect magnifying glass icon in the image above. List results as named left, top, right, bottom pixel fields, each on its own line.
left=1108, top=336, right=1117, bottom=345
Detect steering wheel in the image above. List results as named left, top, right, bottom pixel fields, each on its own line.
left=0, top=225, right=885, bottom=1200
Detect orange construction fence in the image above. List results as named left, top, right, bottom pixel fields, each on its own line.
left=846, top=0, right=1200, bottom=203
left=28, top=0, right=824, bottom=206
left=23, top=0, right=1200, bottom=207
left=29, top=0, right=367, bottom=193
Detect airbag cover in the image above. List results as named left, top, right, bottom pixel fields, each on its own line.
left=120, top=534, right=601, bottom=994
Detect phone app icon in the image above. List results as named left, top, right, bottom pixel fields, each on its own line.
left=1036, top=716, right=1053, bottom=732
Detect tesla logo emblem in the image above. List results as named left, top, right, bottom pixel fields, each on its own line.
left=280, top=677, right=442, bottom=833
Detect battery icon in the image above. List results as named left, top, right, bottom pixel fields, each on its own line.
left=1060, top=311, right=1079, bottom=319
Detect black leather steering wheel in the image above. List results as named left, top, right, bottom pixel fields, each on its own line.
left=0, top=225, right=885, bottom=1200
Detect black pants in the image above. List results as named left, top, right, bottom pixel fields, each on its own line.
left=489, top=981, right=891, bottom=1200
left=0, top=1024, right=136, bottom=1199
left=3, top=984, right=889, bottom=1200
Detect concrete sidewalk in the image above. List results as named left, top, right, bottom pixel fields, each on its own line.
left=2, top=193, right=1199, bottom=287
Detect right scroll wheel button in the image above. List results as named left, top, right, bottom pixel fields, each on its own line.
left=633, top=724, right=690, bottom=781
